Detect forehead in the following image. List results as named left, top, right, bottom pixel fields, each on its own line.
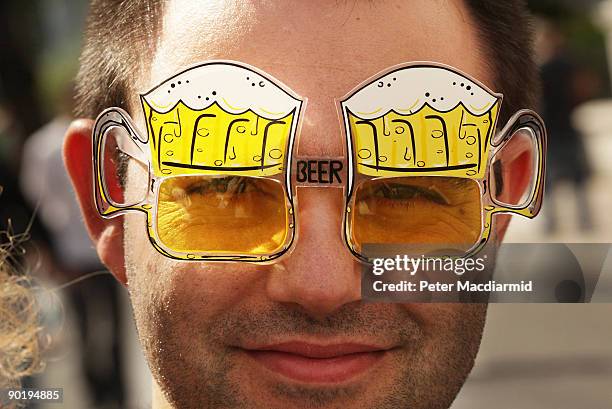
left=139, top=0, right=488, bottom=156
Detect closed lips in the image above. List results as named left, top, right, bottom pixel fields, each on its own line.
left=242, top=341, right=393, bottom=384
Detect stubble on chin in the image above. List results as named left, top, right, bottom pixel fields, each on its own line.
left=126, top=279, right=485, bottom=409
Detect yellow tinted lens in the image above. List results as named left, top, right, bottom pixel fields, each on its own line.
left=351, top=177, right=482, bottom=254
left=157, top=176, right=289, bottom=255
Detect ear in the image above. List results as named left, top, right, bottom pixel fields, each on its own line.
left=496, top=136, right=534, bottom=205
left=63, top=119, right=127, bottom=286
left=491, top=132, right=535, bottom=239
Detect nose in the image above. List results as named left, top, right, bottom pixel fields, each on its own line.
left=266, top=187, right=361, bottom=319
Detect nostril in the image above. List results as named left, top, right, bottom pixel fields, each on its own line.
left=266, top=255, right=362, bottom=319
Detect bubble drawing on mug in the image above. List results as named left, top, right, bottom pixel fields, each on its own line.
left=141, top=61, right=303, bottom=177
left=341, top=63, right=502, bottom=179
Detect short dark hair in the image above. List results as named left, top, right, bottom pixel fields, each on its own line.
left=74, top=0, right=164, bottom=118
left=75, top=0, right=538, bottom=126
left=465, top=0, right=540, bottom=123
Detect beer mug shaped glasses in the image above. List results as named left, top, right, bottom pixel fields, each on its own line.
left=94, top=61, right=301, bottom=261
left=93, top=61, right=546, bottom=263
left=342, top=63, right=546, bottom=260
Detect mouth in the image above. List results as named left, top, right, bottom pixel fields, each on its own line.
left=240, top=341, right=394, bottom=384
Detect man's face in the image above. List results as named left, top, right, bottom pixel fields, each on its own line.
left=124, top=1, right=489, bottom=408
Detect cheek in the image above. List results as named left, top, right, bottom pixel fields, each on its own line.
left=124, top=235, right=270, bottom=390
left=123, top=217, right=268, bottom=341
left=403, top=303, right=487, bottom=371
left=407, top=303, right=487, bottom=338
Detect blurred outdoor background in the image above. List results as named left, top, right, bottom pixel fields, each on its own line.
left=0, top=0, right=611, bottom=408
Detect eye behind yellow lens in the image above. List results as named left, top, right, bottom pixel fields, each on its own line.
left=156, top=176, right=290, bottom=255
left=351, top=176, right=482, bottom=254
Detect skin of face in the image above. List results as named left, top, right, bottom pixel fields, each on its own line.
left=64, top=0, right=528, bottom=408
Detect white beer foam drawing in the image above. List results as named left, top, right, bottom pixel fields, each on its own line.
left=343, top=65, right=498, bottom=119
left=143, top=61, right=301, bottom=119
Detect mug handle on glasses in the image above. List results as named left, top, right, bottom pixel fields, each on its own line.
left=92, top=107, right=150, bottom=217
left=487, top=109, right=547, bottom=218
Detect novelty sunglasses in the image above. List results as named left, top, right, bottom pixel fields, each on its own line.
left=92, top=60, right=546, bottom=263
